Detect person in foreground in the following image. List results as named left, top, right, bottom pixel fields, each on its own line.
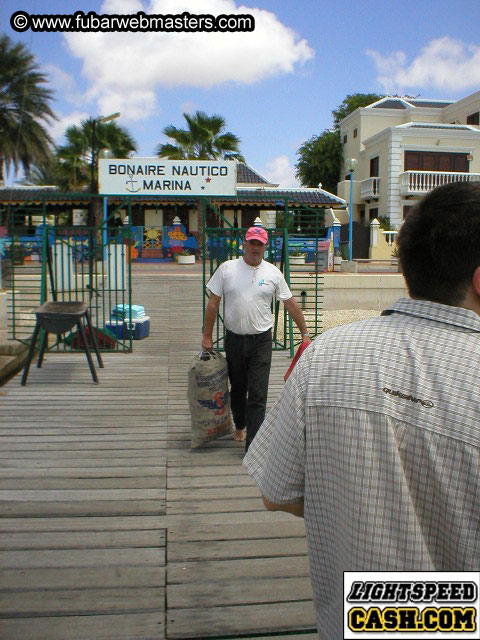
left=202, top=226, right=311, bottom=450
left=244, top=182, right=480, bottom=639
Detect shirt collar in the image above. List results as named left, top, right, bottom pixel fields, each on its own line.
left=241, top=257, right=263, bottom=270
left=382, top=297, right=480, bottom=333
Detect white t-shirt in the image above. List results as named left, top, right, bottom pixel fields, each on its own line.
left=206, top=258, right=292, bottom=334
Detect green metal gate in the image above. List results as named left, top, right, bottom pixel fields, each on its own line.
left=285, top=204, right=327, bottom=350
left=202, top=197, right=327, bottom=356
left=3, top=198, right=133, bottom=352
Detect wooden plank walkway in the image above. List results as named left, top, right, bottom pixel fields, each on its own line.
left=0, top=266, right=317, bottom=639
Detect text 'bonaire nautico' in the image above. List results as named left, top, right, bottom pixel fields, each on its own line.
left=98, top=158, right=237, bottom=196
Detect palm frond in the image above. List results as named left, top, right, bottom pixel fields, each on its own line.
left=156, top=111, right=244, bottom=162
left=0, top=34, right=56, bottom=180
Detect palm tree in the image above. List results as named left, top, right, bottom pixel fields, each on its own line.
left=57, top=118, right=137, bottom=228
left=57, top=118, right=138, bottom=191
left=25, top=155, right=67, bottom=188
left=0, top=34, right=56, bottom=185
left=156, top=111, right=244, bottom=161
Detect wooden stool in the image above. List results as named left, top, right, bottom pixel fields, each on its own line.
left=21, top=301, right=104, bottom=385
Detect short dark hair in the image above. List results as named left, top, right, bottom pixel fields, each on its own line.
left=397, top=181, right=480, bottom=305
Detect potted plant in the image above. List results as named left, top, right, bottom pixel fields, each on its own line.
left=10, top=235, right=24, bottom=265
left=178, top=248, right=195, bottom=264
left=289, top=246, right=306, bottom=265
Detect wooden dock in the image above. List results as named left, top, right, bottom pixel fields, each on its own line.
left=0, top=266, right=317, bottom=639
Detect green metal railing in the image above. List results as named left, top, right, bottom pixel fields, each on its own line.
left=5, top=202, right=133, bottom=352
left=203, top=225, right=291, bottom=352
left=3, top=192, right=330, bottom=356
left=286, top=205, right=327, bottom=346
left=201, top=198, right=327, bottom=357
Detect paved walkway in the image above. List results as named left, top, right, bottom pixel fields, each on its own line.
left=0, top=265, right=317, bottom=639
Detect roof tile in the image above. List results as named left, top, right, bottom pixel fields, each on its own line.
left=236, top=163, right=269, bottom=184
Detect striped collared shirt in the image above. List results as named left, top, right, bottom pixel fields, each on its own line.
left=244, top=297, right=480, bottom=639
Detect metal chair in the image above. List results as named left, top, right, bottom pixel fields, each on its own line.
left=21, top=301, right=104, bottom=385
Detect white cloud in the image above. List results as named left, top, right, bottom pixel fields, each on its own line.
left=367, top=37, right=480, bottom=94
left=48, top=111, right=90, bottom=143
left=102, top=0, right=144, bottom=11
left=63, top=0, right=314, bottom=121
left=263, top=155, right=300, bottom=188
left=45, top=64, right=86, bottom=108
left=97, top=89, right=157, bottom=122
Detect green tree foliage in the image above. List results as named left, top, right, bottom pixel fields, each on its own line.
left=332, top=93, right=384, bottom=128
left=295, top=130, right=342, bottom=193
left=295, top=92, right=384, bottom=192
left=157, top=111, right=245, bottom=161
left=275, top=210, right=295, bottom=232
left=0, top=34, right=56, bottom=183
left=57, top=118, right=137, bottom=190
left=378, top=215, right=395, bottom=231
left=25, top=156, right=67, bottom=188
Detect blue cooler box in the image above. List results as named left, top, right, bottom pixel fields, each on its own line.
left=105, top=319, right=125, bottom=339
left=125, top=316, right=150, bottom=340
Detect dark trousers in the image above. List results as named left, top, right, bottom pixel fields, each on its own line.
left=224, top=328, right=272, bottom=451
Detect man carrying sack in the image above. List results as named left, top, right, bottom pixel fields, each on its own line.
left=202, top=226, right=311, bottom=451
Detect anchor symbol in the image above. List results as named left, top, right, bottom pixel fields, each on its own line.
left=125, top=170, right=141, bottom=193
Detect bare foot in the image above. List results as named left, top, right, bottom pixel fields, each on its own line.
left=233, top=429, right=246, bottom=442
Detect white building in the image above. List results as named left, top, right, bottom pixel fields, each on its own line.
left=337, top=90, right=480, bottom=228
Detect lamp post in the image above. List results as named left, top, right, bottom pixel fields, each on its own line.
left=87, top=112, right=120, bottom=297
left=346, top=158, right=358, bottom=262
left=98, top=149, right=115, bottom=258
left=89, top=112, right=120, bottom=226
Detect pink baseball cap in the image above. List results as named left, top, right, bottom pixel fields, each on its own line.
left=245, top=226, right=268, bottom=244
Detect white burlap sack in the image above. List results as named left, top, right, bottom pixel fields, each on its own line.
left=188, top=351, right=233, bottom=448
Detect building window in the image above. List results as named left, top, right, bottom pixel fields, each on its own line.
left=343, top=134, right=347, bottom=144
left=241, top=207, right=261, bottom=229
left=165, top=206, right=190, bottom=231
left=205, top=207, right=223, bottom=228
left=404, top=151, right=469, bottom=172
left=353, top=128, right=357, bottom=138
left=403, top=206, right=413, bottom=220
left=467, top=112, right=479, bottom=125
left=370, top=156, right=379, bottom=177
left=369, top=207, right=378, bottom=222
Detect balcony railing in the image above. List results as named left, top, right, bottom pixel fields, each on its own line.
left=400, top=171, right=480, bottom=195
left=360, top=177, right=380, bottom=199
left=382, top=230, right=398, bottom=246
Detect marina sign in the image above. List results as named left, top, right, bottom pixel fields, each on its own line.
left=98, top=158, right=237, bottom=196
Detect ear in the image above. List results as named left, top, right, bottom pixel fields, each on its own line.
left=472, top=266, right=480, bottom=297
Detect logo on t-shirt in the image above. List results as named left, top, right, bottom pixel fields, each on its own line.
left=382, top=386, right=434, bottom=408
left=258, top=279, right=266, bottom=286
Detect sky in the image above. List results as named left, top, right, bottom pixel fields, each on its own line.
left=2, top=0, right=480, bottom=188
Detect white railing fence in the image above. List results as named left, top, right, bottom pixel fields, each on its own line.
left=400, top=171, right=480, bottom=194
left=382, top=230, right=398, bottom=246
left=360, top=177, right=380, bottom=199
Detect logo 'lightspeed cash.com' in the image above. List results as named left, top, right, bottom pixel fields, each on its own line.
left=344, top=574, right=479, bottom=638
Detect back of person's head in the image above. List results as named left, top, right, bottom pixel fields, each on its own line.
left=397, top=181, right=480, bottom=306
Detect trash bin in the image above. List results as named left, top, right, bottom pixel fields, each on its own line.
left=339, top=241, right=350, bottom=261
